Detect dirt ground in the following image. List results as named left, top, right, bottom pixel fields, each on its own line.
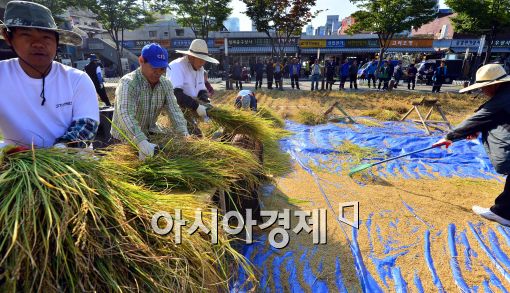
left=211, top=90, right=508, bottom=292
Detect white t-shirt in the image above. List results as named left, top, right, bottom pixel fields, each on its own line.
left=167, top=56, right=206, bottom=98
left=0, top=59, right=99, bottom=148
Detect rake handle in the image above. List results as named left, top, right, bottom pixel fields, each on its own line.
left=368, top=144, right=441, bottom=168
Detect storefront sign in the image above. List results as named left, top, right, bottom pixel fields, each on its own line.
left=227, top=38, right=299, bottom=47
left=325, top=39, right=345, bottom=48
left=171, top=39, right=214, bottom=48
left=345, top=39, right=379, bottom=48
left=451, top=39, right=480, bottom=47
left=299, top=39, right=326, bottom=48
left=492, top=39, right=510, bottom=47
left=388, top=39, right=433, bottom=47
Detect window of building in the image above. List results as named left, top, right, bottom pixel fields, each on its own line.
left=149, top=31, right=157, bottom=38
left=164, top=31, right=168, bottom=37
left=175, top=29, right=184, bottom=36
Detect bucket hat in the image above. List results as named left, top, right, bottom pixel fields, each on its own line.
left=0, top=1, right=82, bottom=46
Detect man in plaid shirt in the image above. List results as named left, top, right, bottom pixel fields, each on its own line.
left=111, top=43, right=188, bottom=160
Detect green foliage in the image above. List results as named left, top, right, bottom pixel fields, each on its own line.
left=242, top=0, right=321, bottom=60
left=157, top=0, right=232, bottom=38
left=445, top=0, right=510, bottom=34
left=30, top=0, right=82, bottom=23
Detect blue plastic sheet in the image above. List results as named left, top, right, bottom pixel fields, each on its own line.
left=233, top=121, right=510, bottom=291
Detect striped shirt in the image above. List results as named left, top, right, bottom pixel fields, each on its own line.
left=111, top=69, right=188, bottom=144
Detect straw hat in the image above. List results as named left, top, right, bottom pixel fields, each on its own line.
left=460, top=64, right=510, bottom=93
left=0, top=1, right=82, bottom=46
left=176, top=39, right=219, bottom=64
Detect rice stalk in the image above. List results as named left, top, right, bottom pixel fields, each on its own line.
left=0, top=148, right=256, bottom=292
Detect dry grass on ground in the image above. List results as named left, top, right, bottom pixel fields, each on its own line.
left=211, top=89, right=487, bottom=125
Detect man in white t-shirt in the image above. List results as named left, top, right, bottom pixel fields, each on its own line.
left=167, top=39, right=219, bottom=135
left=0, top=1, right=99, bottom=149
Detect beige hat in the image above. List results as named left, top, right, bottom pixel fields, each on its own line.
left=176, top=39, right=219, bottom=64
left=460, top=64, right=510, bottom=93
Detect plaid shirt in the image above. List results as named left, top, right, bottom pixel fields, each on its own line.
left=54, top=118, right=99, bottom=148
left=111, top=69, right=188, bottom=144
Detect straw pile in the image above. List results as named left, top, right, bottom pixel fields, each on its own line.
left=0, top=148, right=254, bottom=292
left=101, top=137, right=263, bottom=192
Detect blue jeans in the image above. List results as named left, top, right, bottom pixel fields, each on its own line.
left=311, top=74, right=320, bottom=90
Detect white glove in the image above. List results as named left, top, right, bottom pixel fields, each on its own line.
left=196, top=104, right=208, bottom=118
left=137, top=139, right=157, bottom=161
left=53, top=143, right=67, bottom=149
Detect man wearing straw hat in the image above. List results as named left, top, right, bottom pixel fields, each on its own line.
left=167, top=39, right=219, bottom=136
left=433, top=64, right=510, bottom=226
left=0, top=1, right=99, bottom=149
left=111, top=43, right=189, bottom=161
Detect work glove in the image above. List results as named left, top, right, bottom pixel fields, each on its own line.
left=197, top=90, right=210, bottom=103
left=432, top=138, right=452, bottom=149
left=196, top=104, right=209, bottom=118
left=138, top=139, right=157, bottom=161
left=4, top=145, right=30, bottom=155
left=53, top=143, right=67, bottom=149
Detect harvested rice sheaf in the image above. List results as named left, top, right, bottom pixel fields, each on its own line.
left=0, top=148, right=255, bottom=292
left=295, top=110, right=328, bottom=125
left=102, top=137, right=264, bottom=192
left=208, top=107, right=290, bottom=142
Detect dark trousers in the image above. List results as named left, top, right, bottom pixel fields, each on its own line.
left=255, top=74, right=263, bottom=89
left=432, top=83, right=442, bottom=93
left=340, top=76, right=347, bottom=89
left=367, top=74, right=376, bottom=88
left=267, top=74, right=274, bottom=89
left=235, top=80, right=243, bottom=90
left=326, top=74, right=334, bottom=90
left=291, top=74, right=300, bottom=89
left=491, top=176, right=510, bottom=220
left=274, top=72, right=282, bottom=89
left=378, top=78, right=389, bottom=90
left=95, top=84, right=111, bottom=106
left=407, top=77, right=416, bottom=90
left=349, top=74, right=357, bottom=89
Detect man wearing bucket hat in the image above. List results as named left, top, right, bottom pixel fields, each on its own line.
left=433, top=64, right=510, bottom=226
left=111, top=43, right=189, bottom=161
left=0, top=1, right=99, bottom=149
left=167, top=39, right=219, bottom=135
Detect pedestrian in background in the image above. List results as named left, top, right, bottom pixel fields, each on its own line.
left=432, top=60, right=447, bottom=93
left=366, top=60, right=377, bottom=88
left=231, top=61, right=243, bottom=90
left=393, top=61, right=403, bottom=88
left=310, top=59, right=322, bottom=91
left=339, top=59, right=349, bottom=90
left=349, top=60, right=358, bottom=90
left=255, top=59, right=264, bottom=90
left=290, top=57, right=301, bottom=90
left=377, top=61, right=391, bottom=90
left=266, top=59, right=274, bottom=89
left=325, top=57, right=336, bottom=90
left=85, top=54, right=111, bottom=106
left=407, top=63, right=417, bottom=90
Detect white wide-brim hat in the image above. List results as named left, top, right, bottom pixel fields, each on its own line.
left=176, top=39, right=219, bottom=64
left=460, top=64, right=510, bottom=93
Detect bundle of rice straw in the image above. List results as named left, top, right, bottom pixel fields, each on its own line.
left=207, top=107, right=290, bottom=143
left=256, top=106, right=285, bottom=128
left=0, top=148, right=255, bottom=292
left=101, top=137, right=263, bottom=192
left=207, top=107, right=292, bottom=177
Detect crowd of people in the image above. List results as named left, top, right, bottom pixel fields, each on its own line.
left=224, top=56, right=455, bottom=93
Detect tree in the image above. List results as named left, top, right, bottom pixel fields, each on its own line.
left=445, top=0, right=510, bottom=65
left=243, top=0, right=321, bottom=62
left=158, top=0, right=231, bottom=39
left=88, top=0, right=155, bottom=75
left=30, top=0, right=82, bottom=23
left=347, top=0, right=437, bottom=70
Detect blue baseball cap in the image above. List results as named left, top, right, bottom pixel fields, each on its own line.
left=141, top=43, right=168, bottom=68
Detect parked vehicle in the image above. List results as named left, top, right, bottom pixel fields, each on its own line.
left=357, top=60, right=400, bottom=79
left=417, top=59, right=464, bottom=85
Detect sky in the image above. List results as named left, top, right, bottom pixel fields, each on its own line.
left=229, top=0, right=448, bottom=32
